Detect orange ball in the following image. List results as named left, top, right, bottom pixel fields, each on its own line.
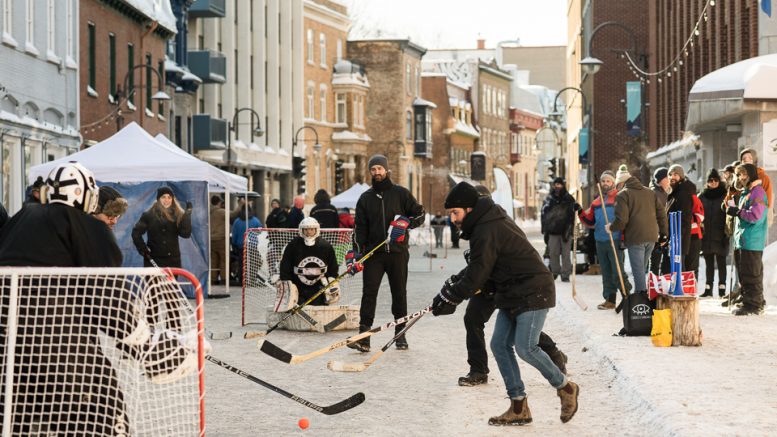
left=298, top=418, right=309, bottom=430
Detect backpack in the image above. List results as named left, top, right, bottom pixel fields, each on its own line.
left=616, top=291, right=653, bottom=336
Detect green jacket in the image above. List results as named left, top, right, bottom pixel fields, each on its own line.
left=734, top=183, right=768, bottom=251
left=610, top=176, right=668, bottom=245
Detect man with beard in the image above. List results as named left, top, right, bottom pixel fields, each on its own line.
left=432, top=182, right=579, bottom=426
left=347, top=154, right=425, bottom=352
left=667, top=165, right=697, bottom=271
left=541, top=177, right=577, bottom=282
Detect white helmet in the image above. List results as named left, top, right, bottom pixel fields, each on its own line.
left=298, top=217, right=320, bottom=246
left=42, top=162, right=100, bottom=214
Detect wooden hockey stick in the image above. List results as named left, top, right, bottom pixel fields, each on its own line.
left=596, top=181, right=629, bottom=302
left=327, top=307, right=427, bottom=372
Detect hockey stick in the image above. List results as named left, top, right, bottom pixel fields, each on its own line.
left=247, top=239, right=390, bottom=337
left=207, top=330, right=233, bottom=340
left=327, top=306, right=426, bottom=372
left=205, top=355, right=365, bottom=415
left=258, top=305, right=432, bottom=364
left=244, top=310, right=346, bottom=338
left=571, top=188, right=588, bottom=310
left=596, top=181, right=629, bottom=305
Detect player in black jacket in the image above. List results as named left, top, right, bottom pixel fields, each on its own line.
left=279, top=217, right=340, bottom=306
left=348, top=154, right=425, bottom=352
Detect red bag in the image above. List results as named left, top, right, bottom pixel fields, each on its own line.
left=648, top=271, right=697, bottom=300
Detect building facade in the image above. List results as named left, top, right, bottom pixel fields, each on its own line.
left=190, top=0, right=303, bottom=216
left=1, top=0, right=80, bottom=213
left=498, top=44, right=566, bottom=92
left=510, top=107, right=543, bottom=219
left=79, top=0, right=176, bottom=144
left=347, top=39, right=429, bottom=200
left=473, top=60, right=512, bottom=190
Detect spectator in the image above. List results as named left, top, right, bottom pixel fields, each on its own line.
left=687, top=188, right=705, bottom=281
left=722, top=164, right=743, bottom=306
left=726, top=163, right=767, bottom=315
left=310, top=189, right=340, bottom=228
left=91, top=186, right=129, bottom=232
left=698, top=169, right=729, bottom=297
left=739, top=148, right=773, bottom=228
left=23, top=176, right=45, bottom=206
left=265, top=198, right=289, bottom=228
left=131, top=186, right=193, bottom=268
left=667, top=165, right=697, bottom=272
left=649, top=167, right=672, bottom=275
left=231, top=206, right=262, bottom=284
left=338, top=207, right=355, bottom=228
left=608, top=166, right=668, bottom=295
left=210, top=195, right=227, bottom=285
left=288, top=195, right=305, bottom=228
left=541, top=177, right=576, bottom=282
left=578, top=171, right=628, bottom=310
left=430, top=211, right=447, bottom=248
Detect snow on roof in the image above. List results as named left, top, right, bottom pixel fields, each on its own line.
left=123, top=0, right=177, bottom=34
left=164, top=58, right=184, bottom=74
left=332, top=130, right=372, bottom=142
left=413, top=97, right=437, bottom=108
left=646, top=133, right=700, bottom=160
left=689, top=53, right=777, bottom=100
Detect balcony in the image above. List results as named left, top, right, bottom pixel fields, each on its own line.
left=192, top=114, right=227, bottom=151
left=188, top=50, right=226, bottom=84
left=189, top=0, right=226, bottom=18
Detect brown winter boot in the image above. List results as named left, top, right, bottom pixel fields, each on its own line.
left=557, top=381, right=579, bottom=423
left=488, top=397, right=532, bottom=426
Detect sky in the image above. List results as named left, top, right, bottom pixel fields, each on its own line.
left=340, top=0, right=567, bottom=50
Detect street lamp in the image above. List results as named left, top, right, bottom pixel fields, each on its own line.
left=292, top=126, right=321, bottom=195
left=117, top=64, right=171, bottom=128
left=227, top=108, right=264, bottom=170
left=578, top=21, right=640, bottom=76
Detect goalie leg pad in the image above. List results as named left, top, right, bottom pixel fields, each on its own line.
left=274, top=280, right=298, bottom=312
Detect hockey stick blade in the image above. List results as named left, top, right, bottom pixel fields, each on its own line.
left=259, top=306, right=431, bottom=364
left=323, top=314, right=347, bottom=332
left=573, top=293, right=589, bottom=311
left=207, top=330, right=233, bottom=340
left=243, top=308, right=322, bottom=339
left=205, top=355, right=365, bottom=415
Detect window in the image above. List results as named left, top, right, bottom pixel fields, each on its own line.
left=47, top=0, right=55, bottom=54
left=87, top=23, right=96, bottom=92
left=25, top=0, right=33, bottom=46
left=306, top=83, right=314, bottom=118
left=415, top=65, right=420, bottom=96
left=336, top=38, right=342, bottom=62
left=405, top=63, right=411, bottom=94
left=157, top=60, right=164, bottom=114
left=405, top=110, right=413, bottom=140
left=319, top=33, right=326, bottom=67
left=306, top=29, right=313, bottom=63
left=3, top=0, right=12, bottom=37
left=481, top=86, right=488, bottom=115
left=127, top=43, right=134, bottom=104
left=145, top=54, right=153, bottom=110
left=319, top=85, right=327, bottom=122
left=108, top=34, right=116, bottom=98
left=335, top=93, right=346, bottom=124
left=355, top=95, right=364, bottom=127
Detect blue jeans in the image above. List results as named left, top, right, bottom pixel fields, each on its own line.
left=490, top=308, right=567, bottom=399
left=595, top=241, right=629, bottom=302
left=627, top=242, right=654, bottom=292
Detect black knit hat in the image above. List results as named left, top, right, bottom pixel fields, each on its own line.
left=552, top=177, right=566, bottom=186
left=706, top=168, right=721, bottom=182
left=444, top=182, right=480, bottom=209
left=157, top=186, right=174, bottom=200
left=653, top=167, right=668, bottom=184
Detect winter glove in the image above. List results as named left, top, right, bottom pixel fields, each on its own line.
left=388, top=215, right=410, bottom=243
left=345, top=250, right=363, bottom=276
left=139, top=246, right=152, bottom=260
left=463, top=249, right=471, bottom=264
left=432, top=282, right=463, bottom=316
left=658, top=234, right=669, bottom=247
left=573, top=202, right=582, bottom=212
left=185, top=201, right=193, bottom=211
left=726, top=206, right=740, bottom=217
left=604, top=223, right=612, bottom=234
left=444, top=274, right=461, bottom=289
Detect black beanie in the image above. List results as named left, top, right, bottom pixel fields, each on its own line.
left=157, top=186, right=174, bottom=200
left=706, top=168, right=721, bottom=182
left=552, top=177, right=566, bottom=186
left=367, top=154, right=389, bottom=170
left=444, top=182, right=480, bottom=209
left=653, top=167, right=668, bottom=184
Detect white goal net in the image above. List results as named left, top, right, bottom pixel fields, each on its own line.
left=241, top=228, right=357, bottom=325
left=0, top=267, right=205, bottom=437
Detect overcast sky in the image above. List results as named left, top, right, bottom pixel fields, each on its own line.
left=340, top=0, right=567, bottom=49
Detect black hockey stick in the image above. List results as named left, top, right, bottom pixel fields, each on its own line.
left=258, top=305, right=431, bottom=364
left=205, top=355, right=365, bottom=415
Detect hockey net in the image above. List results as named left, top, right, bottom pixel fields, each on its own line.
left=0, top=267, right=205, bottom=437
left=241, top=228, right=356, bottom=325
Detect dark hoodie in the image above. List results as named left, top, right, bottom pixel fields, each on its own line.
left=310, top=190, right=340, bottom=229
left=610, top=176, right=668, bottom=245
left=698, top=182, right=729, bottom=255
left=668, top=178, right=697, bottom=255
left=541, top=186, right=576, bottom=237
left=450, top=197, right=555, bottom=312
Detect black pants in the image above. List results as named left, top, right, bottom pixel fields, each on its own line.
left=703, top=253, right=727, bottom=291
left=463, top=293, right=560, bottom=375
left=684, top=237, right=701, bottom=279
left=649, top=243, right=670, bottom=275
left=735, top=249, right=765, bottom=310
left=359, top=251, right=409, bottom=332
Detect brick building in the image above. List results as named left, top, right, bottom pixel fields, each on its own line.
left=80, top=0, right=176, bottom=144
left=510, top=107, right=544, bottom=219
left=473, top=60, right=512, bottom=190
left=421, top=74, right=479, bottom=213
left=347, top=39, right=429, bottom=200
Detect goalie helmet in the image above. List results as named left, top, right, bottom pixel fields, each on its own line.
left=42, top=162, right=99, bottom=214
left=298, top=217, right=320, bottom=246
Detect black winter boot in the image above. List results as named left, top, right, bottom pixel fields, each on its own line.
left=718, top=284, right=726, bottom=298
left=701, top=284, right=713, bottom=297
left=458, top=371, right=488, bottom=386
left=394, top=325, right=409, bottom=350
left=347, top=324, right=371, bottom=353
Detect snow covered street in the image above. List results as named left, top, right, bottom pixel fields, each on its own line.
left=201, top=230, right=777, bottom=436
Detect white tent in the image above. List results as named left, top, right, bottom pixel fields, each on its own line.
left=331, top=183, right=370, bottom=209
left=29, top=122, right=248, bottom=192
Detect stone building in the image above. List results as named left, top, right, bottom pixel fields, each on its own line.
left=509, top=107, right=544, bottom=219
left=1, top=0, right=80, bottom=213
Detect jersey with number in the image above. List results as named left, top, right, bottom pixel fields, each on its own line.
left=279, top=236, right=338, bottom=303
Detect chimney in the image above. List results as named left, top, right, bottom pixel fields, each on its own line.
left=477, top=39, right=486, bottom=50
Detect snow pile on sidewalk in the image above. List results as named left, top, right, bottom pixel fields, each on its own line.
left=763, top=240, right=777, bottom=292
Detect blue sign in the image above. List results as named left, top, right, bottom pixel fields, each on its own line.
left=626, top=81, right=642, bottom=137
left=579, top=127, right=589, bottom=164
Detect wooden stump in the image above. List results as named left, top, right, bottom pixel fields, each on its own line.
left=657, top=295, right=702, bottom=346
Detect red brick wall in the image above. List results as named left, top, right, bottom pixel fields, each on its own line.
left=80, top=0, right=168, bottom=144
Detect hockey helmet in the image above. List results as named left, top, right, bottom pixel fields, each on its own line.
left=41, top=162, right=100, bottom=214
left=298, top=217, right=320, bottom=246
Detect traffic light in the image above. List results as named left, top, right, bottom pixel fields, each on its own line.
left=547, top=158, right=558, bottom=180
left=293, top=156, right=307, bottom=194
left=335, top=159, right=345, bottom=194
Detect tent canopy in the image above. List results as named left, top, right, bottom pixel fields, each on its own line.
left=689, top=53, right=777, bottom=101
left=29, top=122, right=248, bottom=192
left=331, top=183, right=369, bottom=209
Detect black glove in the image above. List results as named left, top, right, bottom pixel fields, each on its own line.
left=573, top=202, right=582, bottom=212
left=140, top=246, right=152, bottom=259
left=543, top=233, right=549, bottom=244
left=444, top=274, right=461, bottom=289
left=185, top=201, right=193, bottom=210
left=658, top=234, right=669, bottom=247
left=463, top=249, right=471, bottom=264
left=432, top=283, right=463, bottom=316
left=726, top=206, right=740, bottom=217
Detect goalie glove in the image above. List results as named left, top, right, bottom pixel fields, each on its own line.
left=388, top=215, right=410, bottom=244
left=321, top=277, right=341, bottom=305
left=274, top=280, right=299, bottom=312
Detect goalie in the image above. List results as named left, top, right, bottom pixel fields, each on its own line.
left=276, top=217, right=340, bottom=310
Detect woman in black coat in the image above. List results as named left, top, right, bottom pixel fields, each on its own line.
left=698, top=169, right=728, bottom=297
left=310, top=189, right=340, bottom=229
left=132, top=186, right=193, bottom=267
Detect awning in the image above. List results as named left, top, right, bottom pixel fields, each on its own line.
left=448, top=174, right=479, bottom=186
left=689, top=53, right=777, bottom=101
